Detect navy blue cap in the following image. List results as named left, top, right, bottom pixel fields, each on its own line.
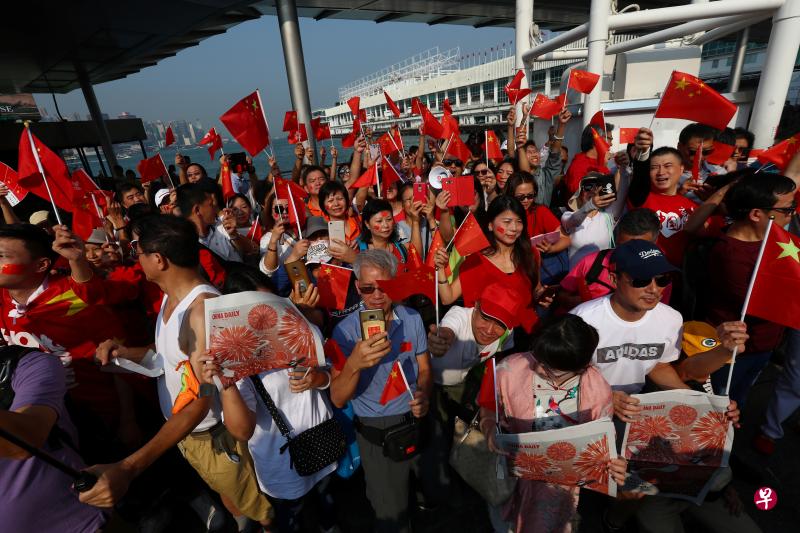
left=610, top=239, right=678, bottom=280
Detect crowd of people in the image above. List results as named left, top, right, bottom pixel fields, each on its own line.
left=0, top=100, right=798, bottom=533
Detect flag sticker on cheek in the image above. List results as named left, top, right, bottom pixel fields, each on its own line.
left=496, top=226, right=506, bottom=234
left=0, top=264, right=26, bottom=275
left=400, top=341, right=412, bottom=353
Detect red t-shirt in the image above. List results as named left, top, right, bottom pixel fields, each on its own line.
left=0, top=274, right=132, bottom=424
left=637, top=192, right=698, bottom=266
left=458, top=253, right=538, bottom=332
left=705, top=234, right=785, bottom=354
left=526, top=205, right=561, bottom=238
left=107, top=264, right=162, bottom=346
left=564, top=152, right=610, bottom=195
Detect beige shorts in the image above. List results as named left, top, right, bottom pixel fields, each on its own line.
left=178, top=425, right=272, bottom=522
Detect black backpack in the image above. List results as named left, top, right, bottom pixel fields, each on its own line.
left=0, top=345, right=38, bottom=410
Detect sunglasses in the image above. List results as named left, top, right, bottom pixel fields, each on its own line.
left=358, top=285, right=385, bottom=295
left=626, top=273, right=672, bottom=288
left=687, top=147, right=714, bottom=156
left=476, top=169, right=492, bottom=176
left=515, top=193, right=536, bottom=201
left=758, top=204, right=797, bottom=215
left=443, top=159, right=463, bottom=167
left=273, top=205, right=289, bottom=215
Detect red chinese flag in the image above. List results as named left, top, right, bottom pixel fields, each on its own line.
left=324, top=338, right=347, bottom=372
left=378, top=131, right=401, bottom=156
left=165, top=126, right=175, bottom=146
left=71, top=197, right=103, bottom=240
left=756, top=133, right=800, bottom=171
left=441, top=113, right=461, bottom=142
left=483, top=131, right=503, bottom=160
left=420, top=106, right=444, bottom=139
left=452, top=211, right=490, bottom=257
left=505, top=70, right=532, bottom=105
left=476, top=358, right=497, bottom=411
left=137, top=154, right=169, bottom=184
left=316, top=264, right=352, bottom=310
left=17, top=128, right=76, bottom=212
left=446, top=135, right=473, bottom=163
left=706, top=142, right=736, bottom=166
left=443, top=98, right=453, bottom=115
left=619, top=128, right=639, bottom=145
left=282, top=111, right=298, bottom=132
left=380, top=158, right=403, bottom=197
left=220, top=90, right=271, bottom=156
left=411, top=97, right=422, bottom=115
left=426, top=229, right=445, bottom=268
left=530, top=93, right=562, bottom=120
left=347, top=96, right=361, bottom=116
left=70, top=168, right=100, bottom=205
left=246, top=217, right=264, bottom=243
left=384, top=91, right=401, bottom=118
left=568, top=69, right=600, bottom=94
left=220, top=159, right=235, bottom=201
left=311, top=118, right=331, bottom=141
left=288, top=124, right=308, bottom=145
left=342, top=119, right=361, bottom=148
left=380, top=361, right=410, bottom=405
left=591, top=128, right=610, bottom=166
left=589, top=110, right=606, bottom=132
left=349, top=163, right=378, bottom=189
left=654, top=71, right=737, bottom=131
left=747, top=223, right=800, bottom=330
left=274, top=177, right=307, bottom=229
left=199, top=128, right=223, bottom=160
left=0, top=162, right=28, bottom=203
left=406, top=243, right=423, bottom=271
left=377, top=265, right=436, bottom=302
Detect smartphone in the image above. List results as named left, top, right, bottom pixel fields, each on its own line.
left=286, top=259, right=312, bottom=295
left=596, top=174, right=617, bottom=196
left=228, top=152, right=248, bottom=173
left=538, top=285, right=560, bottom=303
left=413, top=182, right=428, bottom=204
left=359, top=309, right=386, bottom=342
left=328, top=220, right=346, bottom=243
left=290, top=366, right=309, bottom=379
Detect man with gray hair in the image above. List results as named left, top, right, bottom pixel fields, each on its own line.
left=330, top=249, right=434, bottom=533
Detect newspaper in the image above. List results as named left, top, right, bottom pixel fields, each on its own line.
left=496, top=418, right=618, bottom=497
left=620, top=389, right=734, bottom=505
left=100, top=350, right=164, bottom=378
left=204, top=291, right=325, bottom=387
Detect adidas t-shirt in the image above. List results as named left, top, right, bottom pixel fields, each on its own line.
left=570, top=295, right=682, bottom=394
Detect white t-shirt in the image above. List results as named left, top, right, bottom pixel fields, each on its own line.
left=570, top=295, right=682, bottom=394
left=200, top=225, right=242, bottom=263
left=258, top=233, right=296, bottom=275
left=561, top=210, right=615, bottom=268
left=431, top=306, right=509, bottom=386
left=235, top=368, right=336, bottom=499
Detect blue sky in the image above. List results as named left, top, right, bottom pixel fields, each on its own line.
left=36, top=17, right=512, bottom=130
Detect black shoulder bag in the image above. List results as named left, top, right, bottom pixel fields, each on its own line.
left=248, top=375, right=346, bottom=476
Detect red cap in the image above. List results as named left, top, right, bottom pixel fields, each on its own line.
left=477, top=283, right=522, bottom=330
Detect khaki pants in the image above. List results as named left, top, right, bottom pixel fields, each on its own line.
left=177, top=426, right=272, bottom=523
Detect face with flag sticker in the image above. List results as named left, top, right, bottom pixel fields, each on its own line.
left=488, top=209, right=523, bottom=246
left=0, top=235, right=51, bottom=288
left=323, top=190, right=348, bottom=219
left=304, top=169, right=327, bottom=196
left=367, top=211, right=395, bottom=241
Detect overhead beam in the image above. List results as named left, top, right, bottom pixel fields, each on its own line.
left=428, top=15, right=465, bottom=26
left=474, top=18, right=506, bottom=29
left=608, top=0, right=784, bottom=31
left=314, top=9, right=340, bottom=21
left=375, top=12, right=405, bottom=24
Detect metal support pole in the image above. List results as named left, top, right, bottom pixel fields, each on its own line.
left=138, top=140, right=148, bottom=159
left=584, top=0, right=611, bottom=127
left=750, top=0, right=800, bottom=148
left=728, top=27, right=750, bottom=93
left=515, top=0, right=533, bottom=131
left=76, top=67, right=118, bottom=173
left=77, top=147, right=92, bottom=175
left=94, top=146, right=109, bottom=178
left=276, top=0, right=317, bottom=156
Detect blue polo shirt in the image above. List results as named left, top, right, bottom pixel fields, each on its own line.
left=332, top=304, right=428, bottom=418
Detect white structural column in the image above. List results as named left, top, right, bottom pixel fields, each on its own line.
left=584, top=0, right=610, bottom=126
left=515, top=0, right=533, bottom=129
left=276, top=0, right=316, bottom=155
left=750, top=0, right=800, bottom=148
left=728, top=27, right=750, bottom=93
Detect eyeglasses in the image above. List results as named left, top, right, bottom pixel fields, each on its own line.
left=625, top=273, right=672, bottom=288
left=757, top=204, right=797, bottom=215
left=358, top=285, right=385, bottom=295
left=515, top=193, right=536, bottom=201
left=443, top=159, right=463, bottom=167
left=687, top=147, right=714, bottom=156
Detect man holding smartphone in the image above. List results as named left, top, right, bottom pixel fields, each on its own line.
left=329, top=249, right=436, bottom=533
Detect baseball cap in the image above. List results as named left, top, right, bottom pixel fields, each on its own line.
left=682, top=321, right=721, bottom=357
left=85, top=228, right=108, bottom=245
left=610, top=239, right=678, bottom=280
left=477, top=283, right=521, bottom=330
left=154, top=188, right=171, bottom=206
left=304, top=216, right=328, bottom=240
left=29, top=210, right=50, bottom=226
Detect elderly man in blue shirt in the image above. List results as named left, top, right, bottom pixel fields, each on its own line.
left=330, top=249, right=433, bottom=533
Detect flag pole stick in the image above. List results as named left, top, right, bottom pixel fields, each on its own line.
left=723, top=217, right=774, bottom=396
left=89, top=194, right=111, bottom=244
left=648, top=72, right=672, bottom=132
left=397, top=361, right=415, bottom=402
left=25, top=126, right=63, bottom=225
left=492, top=357, right=500, bottom=432
left=485, top=131, right=489, bottom=167
left=563, top=71, right=571, bottom=112
left=159, top=154, right=175, bottom=189
left=287, top=185, right=303, bottom=240
left=376, top=160, right=382, bottom=199
left=255, top=89, right=276, bottom=161
left=755, top=163, right=774, bottom=174
left=443, top=134, right=455, bottom=159
left=434, top=266, right=440, bottom=332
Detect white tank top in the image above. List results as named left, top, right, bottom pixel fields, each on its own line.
left=156, top=283, right=221, bottom=432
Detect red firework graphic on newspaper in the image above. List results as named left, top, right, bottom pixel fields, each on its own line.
left=691, top=411, right=728, bottom=454
left=500, top=419, right=616, bottom=496
left=206, top=292, right=324, bottom=386
left=669, top=405, right=698, bottom=426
